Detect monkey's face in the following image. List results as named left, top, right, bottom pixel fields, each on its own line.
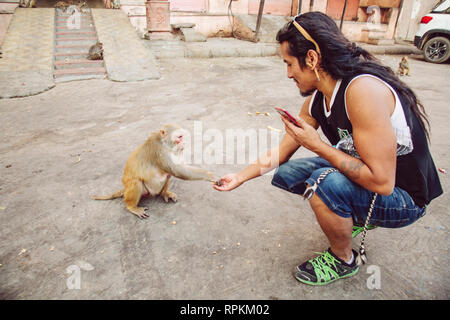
left=160, top=125, right=186, bottom=152
left=171, top=128, right=186, bottom=151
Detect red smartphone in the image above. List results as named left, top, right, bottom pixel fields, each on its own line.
left=274, top=107, right=300, bottom=127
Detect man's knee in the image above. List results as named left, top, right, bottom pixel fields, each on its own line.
left=272, top=158, right=332, bottom=195
left=271, top=162, right=292, bottom=191
left=306, top=169, right=355, bottom=218
left=315, top=170, right=352, bottom=196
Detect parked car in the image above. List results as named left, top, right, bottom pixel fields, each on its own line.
left=414, top=0, right=450, bottom=63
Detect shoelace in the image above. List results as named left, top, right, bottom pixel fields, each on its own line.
left=309, top=251, right=340, bottom=282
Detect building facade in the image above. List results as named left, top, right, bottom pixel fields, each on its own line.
left=0, top=0, right=443, bottom=46
left=138, top=0, right=442, bottom=43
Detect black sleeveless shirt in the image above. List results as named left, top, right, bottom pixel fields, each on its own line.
left=309, top=75, right=443, bottom=207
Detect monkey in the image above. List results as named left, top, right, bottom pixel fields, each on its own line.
left=74, top=0, right=86, bottom=11
left=92, top=123, right=215, bottom=219
left=397, top=56, right=410, bottom=76
left=19, top=0, right=27, bottom=7
left=87, top=42, right=103, bottom=60
left=19, top=0, right=33, bottom=7
left=55, top=1, right=76, bottom=12
left=55, top=1, right=69, bottom=12
left=65, top=1, right=86, bottom=15
left=111, top=0, right=120, bottom=9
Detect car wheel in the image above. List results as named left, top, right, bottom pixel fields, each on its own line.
left=423, top=36, right=450, bottom=64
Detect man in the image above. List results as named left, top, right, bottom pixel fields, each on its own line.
left=213, top=12, right=442, bottom=286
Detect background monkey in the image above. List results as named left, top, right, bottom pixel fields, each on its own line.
left=93, top=124, right=215, bottom=219
left=55, top=1, right=69, bottom=12
left=19, top=0, right=36, bottom=7
left=55, top=1, right=66, bottom=11
left=397, top=56, right=410, bottom=76
left=88, top=42, right=103, bottom=60
left=111, top=0, right=120, bottom=9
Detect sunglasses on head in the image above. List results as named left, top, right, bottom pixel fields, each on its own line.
left=291, top=14, right=321, bottom=56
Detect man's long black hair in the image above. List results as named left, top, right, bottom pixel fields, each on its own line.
left=276, top=12, right=430, bottom=139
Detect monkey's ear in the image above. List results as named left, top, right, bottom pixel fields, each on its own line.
left=160, top=129, right=167, bottom=137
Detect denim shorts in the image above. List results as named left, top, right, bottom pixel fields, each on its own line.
left=271, top=157, right=426, bottom=228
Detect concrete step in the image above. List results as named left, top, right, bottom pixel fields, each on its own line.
left=53, top=67, right=106, bottom=78
left=56, top=26, right=94, bottom=31
left=55, top=19, right=94, bottom=25
left=56, top=40, right=97, bottom=47
left=367, top=39, right=395, bottom=45
left=55, top=19, right=94, bottom=23
left=57, top=13, right=92, bottom=17
left=54, top=59, right=104, bottom=70
left=56, top=16, right=93, bottom=20
left=56, top=36, right=97, bottom=41
left=180, top=28, right=206, bottom=42
left=55, top=27, right=96, bottom=33
left=55, top=20, right=94, bottom=27
left=56, top=37, right=97, bottom=45
left=56, top=31, right=96, bottom=36
left=55, top=22, right=94, bottom=27
left=55, top=23, right=94, bottom=29
left=367, top=30, right=387, bottom=40
left=55, top=44, right=93, bottom=53
left=54, top=74, right=106, bottom=83
left=56, top=21, right=95, bottom=26
left=54, top=52, right=90, bottom=60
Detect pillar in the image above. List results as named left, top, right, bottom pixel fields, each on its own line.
left=146, top=0, right=172, bottom=40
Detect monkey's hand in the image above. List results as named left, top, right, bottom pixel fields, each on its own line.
left=206, top=171, right=215, bottom=181
left=213, top=173, right=243, bottom=192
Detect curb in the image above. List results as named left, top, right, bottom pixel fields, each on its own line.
left=146, top=38, right=280, bottom=59
left=147, top=38, right=422, bottom=59
left=359, top=43, right=422, bottom=55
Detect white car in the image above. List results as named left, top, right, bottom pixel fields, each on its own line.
left=414, top=0, right=450, bottom=63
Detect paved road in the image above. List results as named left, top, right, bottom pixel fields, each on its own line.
left=0, top=54, right=448, bottom=299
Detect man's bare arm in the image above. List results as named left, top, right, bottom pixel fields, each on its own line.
left=312, top=77, right=397, bottom=195
left=237, top=96, right=319, bottom=183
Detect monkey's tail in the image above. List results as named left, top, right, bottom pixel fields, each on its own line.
left=92, top=189, right=124, bottom=200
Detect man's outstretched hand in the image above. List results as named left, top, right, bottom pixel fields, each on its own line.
left=213, top=173, right=243, bottom=191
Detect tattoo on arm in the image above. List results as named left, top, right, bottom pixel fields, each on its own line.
left=340, top=160, right=364, bottom=179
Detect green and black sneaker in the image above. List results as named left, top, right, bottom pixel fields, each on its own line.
left=352, top=224, right=377, bottom=238
left=293, top=248, right=359, bottom=286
